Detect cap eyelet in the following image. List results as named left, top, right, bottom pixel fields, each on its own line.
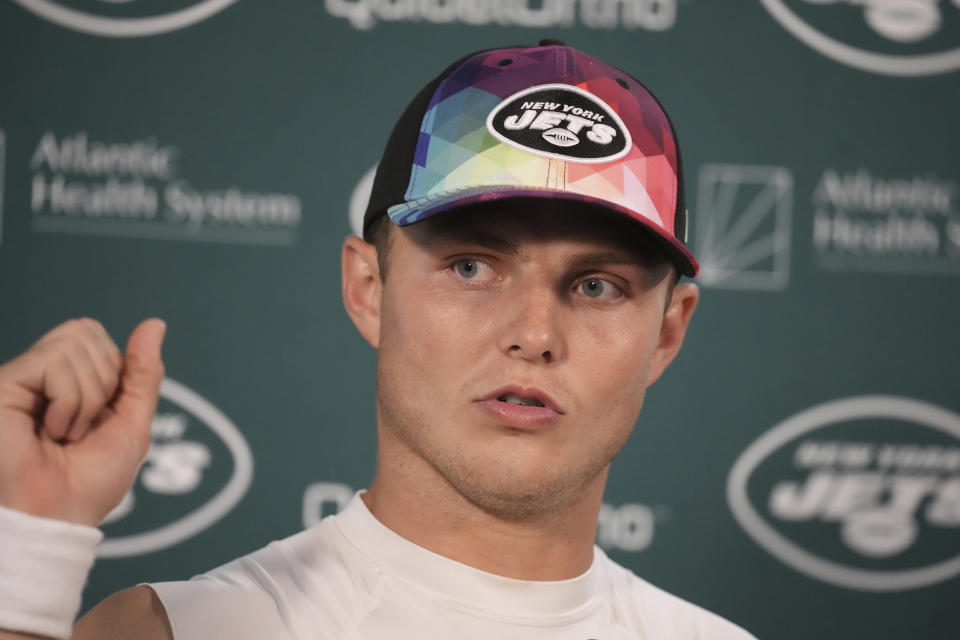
left=616, top=78, right=629, bottom=89
left=498, top=58, right=513, bottom=67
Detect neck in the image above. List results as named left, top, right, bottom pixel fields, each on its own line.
left=363, top=438, right=606, bottom=581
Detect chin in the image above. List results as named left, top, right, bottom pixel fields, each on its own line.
left=462, top=485, right=565, bottom=521
left=446, top=460, right=597, bottom=522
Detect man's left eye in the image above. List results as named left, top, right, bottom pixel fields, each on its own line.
left=579, top=278, right=621, bottom=300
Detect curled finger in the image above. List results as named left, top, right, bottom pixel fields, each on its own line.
left=64, top=343, right=109, bottom=442
left=42, top=353, right=82, bottom=441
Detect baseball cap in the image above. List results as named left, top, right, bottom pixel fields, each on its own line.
left=363, top=40, right=699, bottom=278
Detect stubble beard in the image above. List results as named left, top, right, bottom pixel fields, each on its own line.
left=376, top=361, right=630, bottom=523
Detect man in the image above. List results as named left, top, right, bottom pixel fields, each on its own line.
left=0, top=42, right=756, bottom=639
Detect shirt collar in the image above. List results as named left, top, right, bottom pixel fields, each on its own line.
left=331, top=491, right=605, bottom=618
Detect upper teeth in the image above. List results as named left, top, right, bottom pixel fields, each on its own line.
left=499, top=393, right=545, bottom=407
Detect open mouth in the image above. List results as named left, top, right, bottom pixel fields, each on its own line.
left=497, top=393, right=546, bottom=408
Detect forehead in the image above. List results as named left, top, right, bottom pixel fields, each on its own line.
left=398, top=198, right=669, bottom=264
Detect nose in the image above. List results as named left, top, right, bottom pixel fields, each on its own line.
left=498, top=286, right=566, bottom=365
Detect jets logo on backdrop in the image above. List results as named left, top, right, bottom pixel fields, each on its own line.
left=760, top=0, right=960, bottom=76
left=486, top=85, right=631, bottom=164
left=728, top=396, right=960, bottom=591
left=98, top=378, right=254, bottom=557
left=10, top=0, right=238, bottom=38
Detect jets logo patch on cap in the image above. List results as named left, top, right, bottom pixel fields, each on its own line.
left=486, top=84, right=631, bottom=164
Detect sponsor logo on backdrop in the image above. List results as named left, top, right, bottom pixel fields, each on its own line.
left=326, top=0, right=677, bottom=31
left=0, top=130, right=5, bottom=246
left=596, top=501, right=662, bottom=552
left=349, top=165, right=377, bottom=237
left=10, top=0, right=238, bottom=38
left=760, top=0, right=960, bottom=76
left=487, top=85, right=630, bottom=163
left=99, top=377, right=253, bottom=557
left=811, top=168, right=960, bottom=276
left=302, top=482, right=356, bottom=527
left=728, top=395, right=960, bottom=591
left=694, top=164, right=793, bottom=291
left=303, top=482, right=662, bottom=552
left=28, top=131, right=302, bottom=246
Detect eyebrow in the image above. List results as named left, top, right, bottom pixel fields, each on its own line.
left=424, top=228, right=522, bottom=257
left=563, top=250, right=649, bottom=271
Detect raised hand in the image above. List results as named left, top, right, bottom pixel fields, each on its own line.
left=0, top=318, right=166, bottom=527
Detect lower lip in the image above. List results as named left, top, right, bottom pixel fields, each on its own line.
left=475, top=399, right=561, bottom=430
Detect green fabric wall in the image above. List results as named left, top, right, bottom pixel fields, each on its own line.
left=1, top=2, right=957, bottom=638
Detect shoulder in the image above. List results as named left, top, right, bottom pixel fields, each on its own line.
left=75, top=585, right=173, bottom=640
left=146, top=518, right=376, bottom=640
left=600, top=552, right=758, bottom=640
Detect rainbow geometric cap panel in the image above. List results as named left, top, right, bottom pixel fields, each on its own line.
left=385, top=44, right=697, bottom=277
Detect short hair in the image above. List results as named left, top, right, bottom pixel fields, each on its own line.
left=366, top=213, right=393, bottom=283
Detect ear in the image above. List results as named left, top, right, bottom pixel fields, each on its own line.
left=342, top=235, right=382, bottom=348
left=645, top=282, right=699, bottom=386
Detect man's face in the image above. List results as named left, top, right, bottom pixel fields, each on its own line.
left=360, top=201, right=696, bottom=519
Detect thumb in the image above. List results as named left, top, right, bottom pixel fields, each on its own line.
left=115, top=318, right=166, bottom=424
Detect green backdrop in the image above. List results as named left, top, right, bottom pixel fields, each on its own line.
left=1, top=1, right=958, bottom=638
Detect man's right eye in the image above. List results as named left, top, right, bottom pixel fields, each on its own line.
left=452, top=258, right=492, bottom=280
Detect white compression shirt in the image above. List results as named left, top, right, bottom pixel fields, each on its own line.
left=150, top=493, right=756, bottom=640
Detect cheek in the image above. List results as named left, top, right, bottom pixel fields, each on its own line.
left=573, top=311, right=661, bottom=415
left=383, top=284, right=485, bottom=349
left=377, top=284, right=492, bottom=399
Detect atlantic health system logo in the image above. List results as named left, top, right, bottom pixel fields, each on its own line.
left=728, top=396, right=960, bottom=591
left=695, top=164, right=793, bottom=291
left=28, top=131, right=302, bottom=246
left=10, top=0, right=238, bottom=38
left=811, top=167, right=960, bottom=276
left=761, top=0, right=960, bottom=76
